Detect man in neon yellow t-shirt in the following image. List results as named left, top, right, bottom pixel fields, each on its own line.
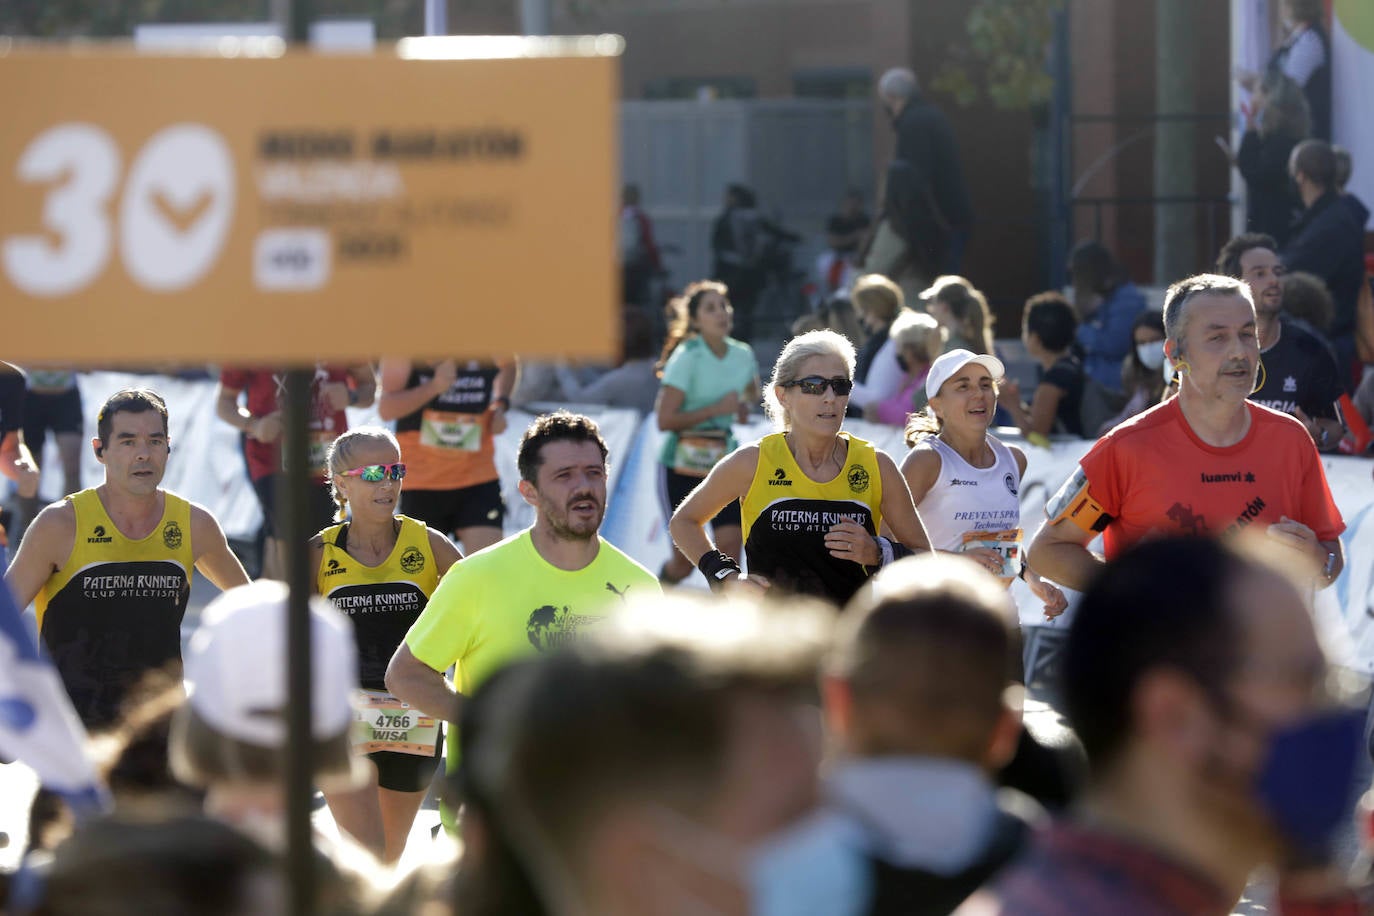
left=386, top=411, right=659, bottom=793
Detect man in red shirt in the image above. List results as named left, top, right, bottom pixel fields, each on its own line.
left=216, top=364, right=375, bottom=578
left=1028, top=274, right=1344, bottom=592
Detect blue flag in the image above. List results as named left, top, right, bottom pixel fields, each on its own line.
left=0, top=581, right=109, bottom=817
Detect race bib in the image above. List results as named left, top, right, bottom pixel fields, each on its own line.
left=306, top=430, right=334, bottom=474
left=419, top=409, right=482, bottom=451
left=351, top=689, right=440, bottom=756
left=672, top=432, right=729, bottom=477
left=961, top=528, right=1024, bottom=582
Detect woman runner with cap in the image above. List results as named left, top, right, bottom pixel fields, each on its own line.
left=309, top=426, right=463, bottom=863
left=899, top=349, right=1067, bottom=618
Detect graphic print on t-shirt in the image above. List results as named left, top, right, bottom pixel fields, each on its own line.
left=525, top=578, right=638, bottom=650
left=526, top=606, right=603, bottom=651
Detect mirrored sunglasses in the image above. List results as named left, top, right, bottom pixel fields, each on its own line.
left=341, top=463, right=406, bottom=482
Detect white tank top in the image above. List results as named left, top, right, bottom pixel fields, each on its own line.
left=915, top=435, right=1022, bottom=551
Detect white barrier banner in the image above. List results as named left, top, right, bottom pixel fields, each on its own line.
left=50, top=377, right=639, bottom=548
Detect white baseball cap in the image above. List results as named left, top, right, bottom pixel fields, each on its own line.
left=183, top=580, right=359, bottom=746
left=925, top=348, right=1006, bottom=401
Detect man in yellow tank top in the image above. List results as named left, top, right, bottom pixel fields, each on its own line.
left=4, top=388, right=249, bottom=728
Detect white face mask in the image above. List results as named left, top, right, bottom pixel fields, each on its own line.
left=1136, top=341, right=1166, bottom=371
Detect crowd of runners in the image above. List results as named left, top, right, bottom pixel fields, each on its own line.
left=1, top=245, right=1371, bottom=914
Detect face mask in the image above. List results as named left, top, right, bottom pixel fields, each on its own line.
left=1253, top=707, right=1365, bottom=856
left=1206, top=696, right=1366, bottom=858
left=1136, top=341, right=1166, bottom=371
left=750, top=817, right=870, bottom=916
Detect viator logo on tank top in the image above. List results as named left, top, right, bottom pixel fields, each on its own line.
left=87, top=525, right=113, bottom=544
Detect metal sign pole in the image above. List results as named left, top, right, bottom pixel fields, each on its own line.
left=281, top=368, right=316, bottom=916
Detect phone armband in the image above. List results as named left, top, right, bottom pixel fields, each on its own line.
left=1045, top=467, right=1112, bottom=534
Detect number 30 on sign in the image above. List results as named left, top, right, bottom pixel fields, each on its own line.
left=3, top=122, right=234, bottom=296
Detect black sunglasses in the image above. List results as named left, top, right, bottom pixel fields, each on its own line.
left=783, top=375, right=854, bottom=396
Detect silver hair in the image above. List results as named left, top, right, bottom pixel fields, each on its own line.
left=324, top=425, right=400, bottom=523
left=764, top=329, right=857, bottom=431
left=878, top=67, right=918, bottom=101
left=1162, top=274, right=1255, bottom=355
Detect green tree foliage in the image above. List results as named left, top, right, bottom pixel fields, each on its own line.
left=931, top=0, right=1063, bottom=110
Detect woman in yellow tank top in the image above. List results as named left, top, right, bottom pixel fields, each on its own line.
left=669, top=329, right=932, bottom=605
left=308, top=426, right=462, bottom=863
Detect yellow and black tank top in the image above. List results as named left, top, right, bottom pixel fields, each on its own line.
left=741, top=432, right=884, bottom=605
left=317, top=515, right=440, bottom=690
left=37, top=488, right=194, bottom=728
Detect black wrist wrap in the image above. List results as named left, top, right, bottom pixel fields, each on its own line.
left=697, top=550, right=742, bottom=592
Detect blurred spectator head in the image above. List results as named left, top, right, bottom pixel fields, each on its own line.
left=724, top=183, right=756, bottom=209
left=852, top=273, right=905, bottom=329
left=1123, top=309, right=1167, bottom=392
left=1216, top=232, right=1279, bottom=280
left=1257, top=70, right=1311, bottom=139
left=764, top=329, right=857, bottom=430
left=1022, top=291, right=1078, bottom=355
left=1281, top=270, right=1335, bottom=332
left=515, top=410, right=608, bottom=487
left=1290, top=139, right=1337, bottom=193
left=95, top=387, right=169, bottom=449
left=1162, top=274, right=1254, bottom=358
left=169, top=580, right=365, bottom=794
left=1216, top=233, right=1283, bottom=318
left=791, top=295, right=865, bottom=344
left=1063, top=536, right=1362, bottom=863
left=470, top=594, right=830, bottom=916
left=450, top=660, right=548, bottom=916
left=877, top=67, right=918, bottom=109
left=33, top=814, right=287, bottom=916
left=1068, top=240, right=1125, bottom=300
left=921, top=275, right=995, bottom=355
left=1332, top=145, right=1353, bottom=191
left=91, top=669, right=202, bottom=813
left=889, top=310, right=943, bottom=372
left=1285, top=0, right=1323, bottom=27
left=622, top=183, right=641, bottom=207
left=830, top=553, right=1020, bottom=767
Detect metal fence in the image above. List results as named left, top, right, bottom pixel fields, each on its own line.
left=621, top=99, right=875, bottom=301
